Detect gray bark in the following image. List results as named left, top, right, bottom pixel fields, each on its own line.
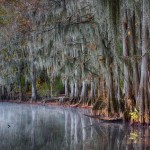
left=65, top=79, right=69, bottom=96
left=30, top=59, right=37, bottom=101
left=138, top=0, right=149, bottom=124
left=122, top=10, right=131, bottom=102
left=74, top=80, right=79, bottom=98
left=80, top=80, right=87, bottom=103
left=90, top=80, right=95, bottom=98
left=25, top=74, right=29, bottom=93
left=107, top=60, right=115, bottom=114
left=18, top=65, right=23, bottom=101
left=70, top=80, right=74, bottom=98
left=129, top=12, right=140, bottom=100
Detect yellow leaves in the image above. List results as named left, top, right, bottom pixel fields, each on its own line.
left=129, top=131, right=138, bottom=140
left=130, top=108, right=139, bottom=122
left=128, top=130, right=139, bottom=144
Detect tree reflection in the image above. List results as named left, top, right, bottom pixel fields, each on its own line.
left=0, top=103, right=149, bottom=150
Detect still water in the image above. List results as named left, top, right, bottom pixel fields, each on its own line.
left=0, top=103, right=149, bottom=150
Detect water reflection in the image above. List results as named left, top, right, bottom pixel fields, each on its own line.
left=0, top=103, right=149, bottom=150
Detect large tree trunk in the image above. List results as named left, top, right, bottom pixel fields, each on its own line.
left=110, top=0, right=120, bottom=114
left=122, top=10, right=132, bottom=106
left=138, top=0, right=149, bottom=124
left=106, top=57, right=115, bottom=115
left=129, top=12, right=140, bottom=100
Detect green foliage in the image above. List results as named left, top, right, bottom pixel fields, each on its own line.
left=36, top=76, right=64, bottom=97
left=53, top=76, right=64, bottom=95
left=36, top=78, right=50, bottom=97
left=0, top=17, right=9, bottom=25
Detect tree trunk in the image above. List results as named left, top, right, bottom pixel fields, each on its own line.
left=74, top=80, right=79, bottom=99
left=107, top=59, right=115, bottom=115
left=18, top=65, right=23, bottom=101
left=122, top=10, right=132, bottom=105
left=65, top=79, right=69, bottom=96
left=129, top=12, right=140, bottom=100
left=116, top=66, right=122, bottom=113
left=30, top=60, right=37, bottom=101
left=138, top=0, right=149, bottom=124
left=25, top=73, right=29, bottom=92
left=89, top=80, right=96, bottom=102
left=70, top=80, right=74, bottom=99
left=80, top=80, right=87, bottom=104
left=0, top=86, right=2, bottom=100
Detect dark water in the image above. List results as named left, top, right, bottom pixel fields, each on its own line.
left=0, top=103, right=149, bottom=150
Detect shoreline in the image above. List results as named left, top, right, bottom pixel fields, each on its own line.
left=0, top=100, right=93, bottom=109
left=0, top=100, right=149, bottom=127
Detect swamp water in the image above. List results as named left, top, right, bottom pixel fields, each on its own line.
left=0, top=103, right=149, bottom=150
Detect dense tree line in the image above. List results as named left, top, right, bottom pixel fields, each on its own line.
left=0, top=0, right=149, bottom=124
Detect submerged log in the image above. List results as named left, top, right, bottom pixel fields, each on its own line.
left=84, top=114, right=123, bottom=122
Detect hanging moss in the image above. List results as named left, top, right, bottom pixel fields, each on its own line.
left=0, top=0, right=149, bottom=123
